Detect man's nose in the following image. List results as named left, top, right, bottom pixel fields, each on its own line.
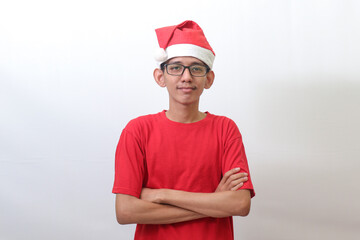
left=181, top=67, right=193, bottom=82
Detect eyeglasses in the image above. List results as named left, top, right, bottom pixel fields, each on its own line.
left=163, top=63, right=210, bottom=77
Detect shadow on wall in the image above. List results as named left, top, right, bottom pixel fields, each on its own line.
left=235, top=78, right=360, bottom=240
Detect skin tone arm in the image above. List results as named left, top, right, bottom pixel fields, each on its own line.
left=140, top=169, right=251, bottom=218
left=116, top=194, right=206, bottom=224
left=141, top=188, right=251, bottom=218
left=115, top=168, right=248, bottom=224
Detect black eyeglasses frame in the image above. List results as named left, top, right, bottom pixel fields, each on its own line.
left=160, top=63, right=210, bottom=77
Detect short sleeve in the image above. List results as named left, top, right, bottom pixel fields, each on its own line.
left=222, top=120, right=255, bottom=198
left=112, top=128, right=146, bottom=198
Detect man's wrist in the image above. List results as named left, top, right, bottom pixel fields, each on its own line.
left=157, top=189, right=168, bottom=204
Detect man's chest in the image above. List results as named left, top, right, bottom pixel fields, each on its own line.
left=143, top=128, right=223, bottom=191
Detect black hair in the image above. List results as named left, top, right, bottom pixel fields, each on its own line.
left=160, top=62, right=166, bottom=71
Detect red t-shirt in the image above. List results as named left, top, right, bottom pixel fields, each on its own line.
left=113, top=111, right=255, bottom=240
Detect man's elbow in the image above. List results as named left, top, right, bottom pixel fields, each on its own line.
left=116, top=216, right=131, bottom=225
left=236, top=204, right=251, bottom=216
left=116, top=214, right=128, bottom=225
left=232, top=193, right=251, bottom=217
left=116, top=207, right=133, bottom=225
left=115, top=194, right=136, bottom=225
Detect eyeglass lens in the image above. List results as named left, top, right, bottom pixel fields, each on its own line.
left=166, top=64, right=208, bottom=76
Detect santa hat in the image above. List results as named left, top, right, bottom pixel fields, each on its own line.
left=154, top=20, right=215, bottom=69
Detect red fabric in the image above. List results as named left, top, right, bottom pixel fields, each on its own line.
left=155, top=20, right=215, bottom=55
left=113, top=111, right=255, bottom=240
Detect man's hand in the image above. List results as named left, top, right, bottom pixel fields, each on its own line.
left=140, top=187, right=162, bottom=203
left=215, top=168, right=248, bottom=192
left=141, top=168, right=248, bottom=204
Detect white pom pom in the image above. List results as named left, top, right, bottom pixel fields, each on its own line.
left=154, top=48, right=168, bottom=62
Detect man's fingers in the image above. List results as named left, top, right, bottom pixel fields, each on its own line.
left=230, top=177, right=248, bottom=187
left=224, top=168, right=241, bottom=178
left=220, top=167, right=241, bottom=184
left=216, top=168, right=248, bottom=192
left=226, top=172, right=248, bottom=184
left=231, top=182, right=244, bottom=191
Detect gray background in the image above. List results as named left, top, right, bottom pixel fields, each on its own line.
left=1, top=0, right=359, bottom=239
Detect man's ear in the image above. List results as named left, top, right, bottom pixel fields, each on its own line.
left=154, top=68, right=166, bottom=87
left=204, top=70, right=215, bottom=89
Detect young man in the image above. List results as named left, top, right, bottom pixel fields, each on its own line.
left=112, top=20, right=255, bottom=240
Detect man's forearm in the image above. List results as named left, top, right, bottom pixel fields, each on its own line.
left=116, top=194, right=207, bottom=225
left=154, top=189, right=251, bottom=218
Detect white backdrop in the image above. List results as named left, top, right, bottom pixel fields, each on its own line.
left=1, top=0, right=359, bottom=239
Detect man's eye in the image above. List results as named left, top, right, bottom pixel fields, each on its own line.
left=191, top=66, right=204, bottom=72
left=169, top=65, right=182, bottom=71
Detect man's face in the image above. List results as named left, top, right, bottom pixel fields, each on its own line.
left=158, top=56, right=214, bottom=107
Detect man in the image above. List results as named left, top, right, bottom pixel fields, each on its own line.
left=113, top=20, right=255, bottom=240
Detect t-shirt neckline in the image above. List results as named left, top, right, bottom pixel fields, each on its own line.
left=159, top=110, right=212, bottom=127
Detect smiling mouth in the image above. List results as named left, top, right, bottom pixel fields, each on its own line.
left=177, top=87, right=196, bottom=90
left=177, top=87, right=196, bottom=93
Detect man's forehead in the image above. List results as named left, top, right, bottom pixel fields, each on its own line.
left=167, top=56, right=204, bottom=65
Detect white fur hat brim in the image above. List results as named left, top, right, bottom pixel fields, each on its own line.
left=155, top=44, right=215, bottom=69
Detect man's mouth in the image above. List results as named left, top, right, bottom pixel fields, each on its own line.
left=177, top=87, right=196, bottom=93
left=177, top=87, right=196, bottom=90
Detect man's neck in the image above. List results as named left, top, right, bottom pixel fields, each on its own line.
left=166, top=104, right=206, bottom=123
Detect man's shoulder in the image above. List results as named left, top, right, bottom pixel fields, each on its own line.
left=208, top=113, right=242, bottom=138
left=208, top=112, right=237, bottom=126
left=124, top=111, right=163, bottom=130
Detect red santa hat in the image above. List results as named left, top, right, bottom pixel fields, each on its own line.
left=154, top=20, right=215, bottom=69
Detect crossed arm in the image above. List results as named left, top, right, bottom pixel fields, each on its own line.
left=115, top=168, right=251, bottom=225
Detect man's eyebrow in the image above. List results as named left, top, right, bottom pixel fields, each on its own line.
left=168, top=61, right=205, bottom=66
